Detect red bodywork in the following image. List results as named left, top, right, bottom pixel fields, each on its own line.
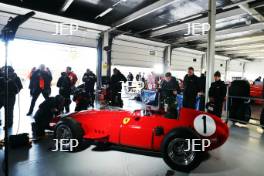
left=58, top=108, right=229, bottom=152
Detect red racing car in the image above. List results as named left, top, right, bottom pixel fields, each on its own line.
left=53, top=107, right=229, bottom=172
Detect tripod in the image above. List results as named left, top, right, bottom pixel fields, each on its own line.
left=0, top=11, right=35, bottom=176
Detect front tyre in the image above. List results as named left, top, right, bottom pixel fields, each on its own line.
left=54, top=117, right=84, bottom=151
left=161, top=128, right=202, bottom=172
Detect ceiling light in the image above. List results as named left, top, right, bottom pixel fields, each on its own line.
left=95, top=8, right=113, bottom=19
left=61, top=0, right=75, bottom=12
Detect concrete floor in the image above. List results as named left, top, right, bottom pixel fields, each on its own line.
left=1, top=83, right=264, bottom=176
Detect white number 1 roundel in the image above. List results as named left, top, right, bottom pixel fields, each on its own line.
left=194, top=114, right=216, bottom=137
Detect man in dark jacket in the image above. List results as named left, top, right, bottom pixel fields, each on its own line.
left=160, top=72, right=181, bottom=118
left=209, top=71, right=227, bottom=117
left=82, top=69, right=97, bottom=108
left=109, top=68, right=127, bottom=107
left=0, top=66, right=23, bottom=127
left=27, top=64, right=52, bottom=116
left=199, top=73, right=206, bottom=111
left=127, top=72, right=134, bottom=91
left=183, top=67, right=200, bottom=109
left=57, top=72, right=72, bottom=113
left=33, top=95, right=64, bottom=138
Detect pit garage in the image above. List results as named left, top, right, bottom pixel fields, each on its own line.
left=0, top=0, right=264, bottom=176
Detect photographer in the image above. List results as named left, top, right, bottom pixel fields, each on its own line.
left=0, top=66, right=23, bottom=128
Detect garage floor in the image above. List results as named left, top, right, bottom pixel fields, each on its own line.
left=0, top=85, right=264, bottom=176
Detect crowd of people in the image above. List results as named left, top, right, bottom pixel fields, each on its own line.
left=0, top=64, right=227, bottom=139
left=124, top=67, right=227, bottom=118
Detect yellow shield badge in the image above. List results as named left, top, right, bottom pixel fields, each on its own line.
left=123, top=117, right=131, bottom=125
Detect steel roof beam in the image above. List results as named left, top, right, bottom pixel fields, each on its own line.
left=231, top=0, right=264, bottom=22
left=111, top=0, right=179, bottom=29
left=149, top=8, right=245, bottom=37
left=173, top=22, right=264, bottom=44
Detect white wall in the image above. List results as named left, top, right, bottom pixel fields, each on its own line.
left=244, top=60, right=264, bottom=81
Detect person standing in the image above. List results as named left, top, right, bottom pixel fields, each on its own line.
left=160, top=72, right=181, bottom=118
left=82, top=69, right=97, bottom=108
left=27, top=64, right=52, bottom=116
left=209, top=71, right=227, bottom=117
left=127, top=72, right=134, bottom=91
left=28, top=67, right=36, bottom=96
left=66, top=66, right=78, bottom=91
left=136, top=72, right=141, bottom=81
left=57, top=72, right=72, bottom=113
left=183, top=67, right=200, bottom=109
left=199, top=73, right=206, bottom=111
left=0, top=66, right=23, bottom=128
left=109, top=68, right=127, bottom=107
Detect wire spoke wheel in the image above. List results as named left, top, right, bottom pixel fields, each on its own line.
left=167, top=138, right=196, bottom=166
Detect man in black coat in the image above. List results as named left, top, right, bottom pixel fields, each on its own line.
left=0, top=66, right=23, bottom=128
left=27, top=64, right=52, bottom=116
left=57, top=72, right=72, bottom=113
left=183, top=67, right=200, bottom=109
left=82, top=69, right=97, bottom=108
left=33, top=95, right=64, bottom=138
left=160, top=72, right=181, bottom=118
left=109, top=68, right=127, bottom=107
left=199, top=73, right=206, bottom=111
left=209, top=71, right=227, bottom=117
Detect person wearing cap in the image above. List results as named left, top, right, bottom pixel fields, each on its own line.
left=209, top=71, right=227, bottom=117
left=0, top=66, right=23, bottom=127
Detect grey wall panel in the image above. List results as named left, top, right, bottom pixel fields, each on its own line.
left=112, top=39, right=164, bottom=68
left=228, top=60, right=244, bottom=72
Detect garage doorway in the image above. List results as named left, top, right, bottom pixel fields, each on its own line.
left=0, top=39, right=97, bottom=133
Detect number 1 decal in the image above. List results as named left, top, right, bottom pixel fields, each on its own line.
left=194, top=114, right=216, bottom=137
left=202, top=115, right=207, bottom=134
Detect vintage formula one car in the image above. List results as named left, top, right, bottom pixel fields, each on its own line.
left=52, top=106, right=229, bottom=172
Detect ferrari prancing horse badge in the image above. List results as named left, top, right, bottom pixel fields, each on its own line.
left=123, top=117, right=131, bottom=125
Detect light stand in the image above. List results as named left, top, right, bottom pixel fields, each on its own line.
left=1, top=11, right=35, bottom=176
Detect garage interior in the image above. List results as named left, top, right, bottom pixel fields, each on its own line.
left=0, top=0, right=264, bottom=176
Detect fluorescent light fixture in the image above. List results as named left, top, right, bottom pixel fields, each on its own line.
left=152, top=25, right=168, bottom=31
left=95, top=8, right=113, bottom=19
left=180, top=14, right=202, bottom=22
left=61, top=0, right=75, bottom=12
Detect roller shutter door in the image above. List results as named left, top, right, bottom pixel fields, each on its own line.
left=171, top=50, right=202, bottom=71
left=111, top=39, right=164, bottom=68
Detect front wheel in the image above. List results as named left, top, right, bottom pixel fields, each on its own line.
left=161, top=128, right=202, bottom=172
left=54, top=117, right=84, bottom=151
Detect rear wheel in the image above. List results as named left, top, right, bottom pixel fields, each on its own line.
left=161, top=128, right=202, bottom=172
left=54, top=117, right=84, bottom=151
